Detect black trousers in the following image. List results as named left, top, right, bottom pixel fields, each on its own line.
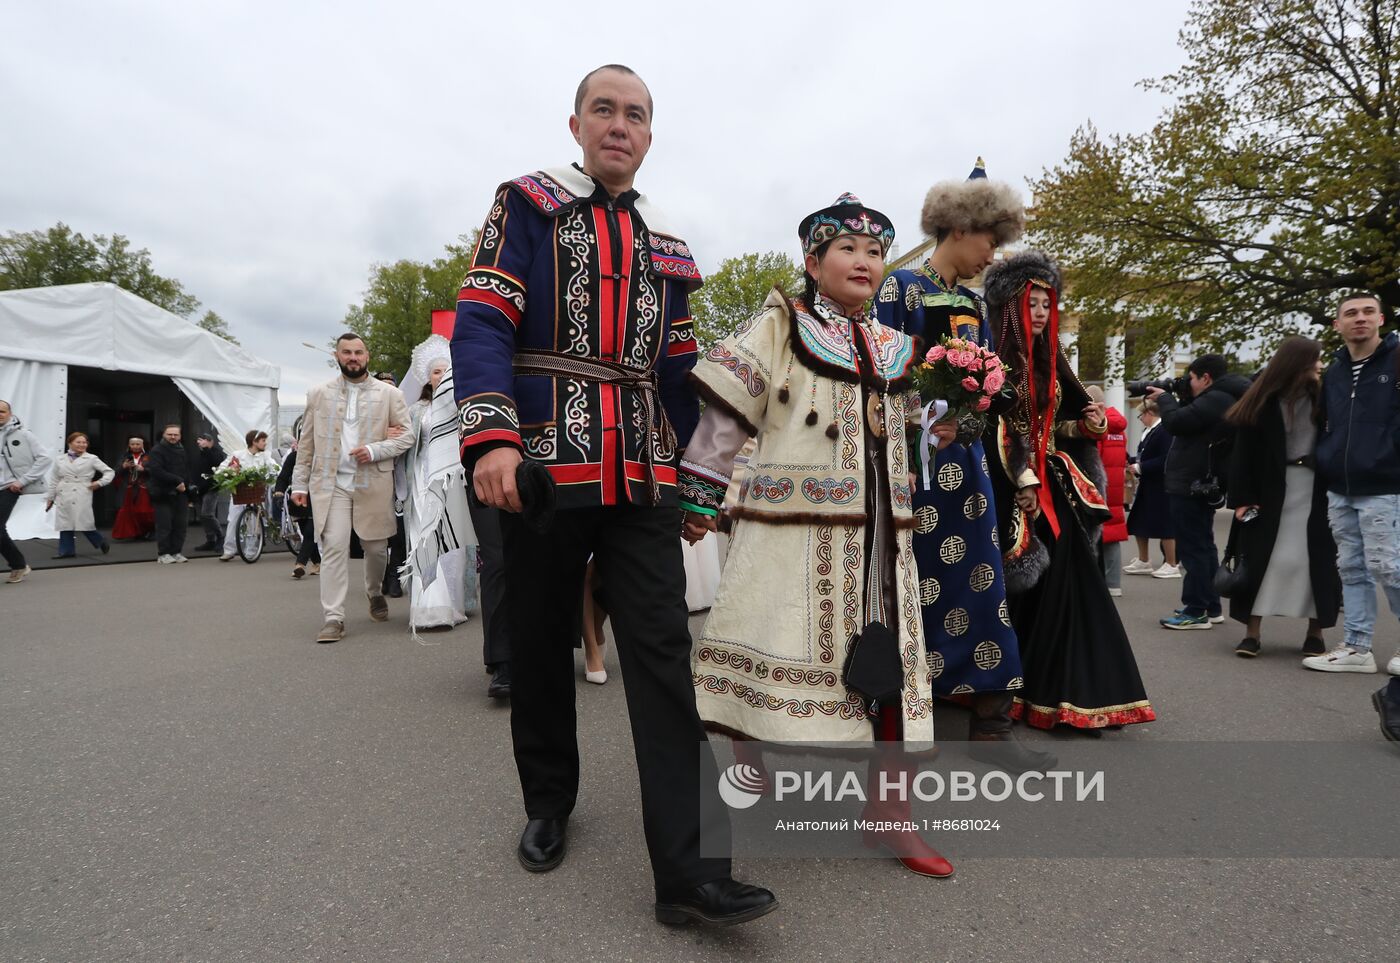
left=501, top=504, right=731, bottom=890
left=295, top=517, right=320, bottom=565
left=468, top=496, right=511, bottom=667
left=383, top=514, right=406, bottom=590
left=0, top=489, right=26, bottom=569
left=153, top=493, right=188, bottom=556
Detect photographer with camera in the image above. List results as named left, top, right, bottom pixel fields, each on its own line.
left=1142, top=355, right=1250, bottom=630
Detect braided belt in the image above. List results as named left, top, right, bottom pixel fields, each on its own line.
left=512, top=349, right=677, bottom=505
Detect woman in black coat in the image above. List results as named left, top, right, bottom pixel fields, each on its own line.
left=1224, top=336, right=1340, bottom=657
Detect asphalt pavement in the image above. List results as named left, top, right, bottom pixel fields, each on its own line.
left=2, top=546, right=1397, bottom=962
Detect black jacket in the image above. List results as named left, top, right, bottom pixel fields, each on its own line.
left=1225, top=394, right=1339, bottom=628
left=1155, top=373, right=1251, bottom=496
left=146, top=441, right=195, bottom=498
left=1316, top=332, right=1400, bottom=496
left=274, top=450, right=311, bottom=519
left=194, top=443, right=226, bottom=495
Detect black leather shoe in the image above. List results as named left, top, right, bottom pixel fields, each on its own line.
left=654, top=878, right=778, bottom=927
left=517, top=818, right=567, bottom=872
left=487, top=663, right=511, bottom=700
left=384, top=576, right=404, bottom=599
left=967, top=738, right=1058, bottom=775
left=1373, top=680, right=1400, bottom=743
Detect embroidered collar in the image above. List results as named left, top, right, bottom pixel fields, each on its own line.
left=788, top=296, right=917, bottom=389
left=811, top=292, right=870, bottom=328
left=917, top=262, right=956, bottom=292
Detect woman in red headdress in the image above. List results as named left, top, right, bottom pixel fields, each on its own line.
left=983, top=252, right=1155, bottom=731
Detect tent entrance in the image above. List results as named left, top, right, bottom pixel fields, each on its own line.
left=65, top=365, right=209, bottom=528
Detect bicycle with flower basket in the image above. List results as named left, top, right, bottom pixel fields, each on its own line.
left=208, top=463, right=284, bottom=562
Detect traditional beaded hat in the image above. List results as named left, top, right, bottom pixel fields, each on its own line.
left=798, top=192, right=896, bottom=256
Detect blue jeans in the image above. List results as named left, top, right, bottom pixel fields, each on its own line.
left=1169, top=494, right=1220, bottom=618
left=58, top=529, right=106, bottom=555
left=1326, top=492, right=1400, bottom=652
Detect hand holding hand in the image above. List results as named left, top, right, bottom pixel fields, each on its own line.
left=682, top=511, right=717, bottom=544
left=474, top=447, right=523, bottom=512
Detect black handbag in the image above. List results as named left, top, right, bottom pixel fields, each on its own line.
left=841, top=504, right=903, bottom=707
left=1213, top=524, right=1250, bottom=598
left=843, top=621, right=903, bottom=707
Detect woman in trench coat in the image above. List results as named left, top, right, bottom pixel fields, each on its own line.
left=46, top=431, right=115, bottom=558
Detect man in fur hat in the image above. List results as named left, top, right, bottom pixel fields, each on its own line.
left=873, top=160, right=1056, bottom=773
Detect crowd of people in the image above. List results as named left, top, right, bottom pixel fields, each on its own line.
left=1, top=61, right=1397, bottom=931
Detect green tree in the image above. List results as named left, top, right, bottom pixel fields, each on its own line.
left=197, top=309, right=239, bottom=345
left=690, top=251, right=803, bottom=350
left=0, top=223, right=201, bottom=318
left=343, top=232, right=478, bottom=377
left=1029, top=0, right=1400, bottom=375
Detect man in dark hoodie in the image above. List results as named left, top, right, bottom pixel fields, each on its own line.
left=1145, top=354, right=1251, bottom=630
left=1305, top=292, right=1400, bottom=676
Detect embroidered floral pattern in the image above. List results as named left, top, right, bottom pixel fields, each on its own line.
left=801, top=477, right=860, bottom=504
left=747, top=475, right=795, bottom=502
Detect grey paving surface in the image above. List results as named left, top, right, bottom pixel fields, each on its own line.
left=2, top=548, right=1398, bottom=962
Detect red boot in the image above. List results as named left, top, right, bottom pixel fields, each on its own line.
left=731, top=737, right=771, bottom=795
left=860, top=712, right=954, bottom=878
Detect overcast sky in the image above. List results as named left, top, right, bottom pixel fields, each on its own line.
left=4, top=0, right=1194, bottom=404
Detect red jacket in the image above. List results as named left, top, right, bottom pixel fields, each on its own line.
left=1097, top=407, right=1129, bottom=543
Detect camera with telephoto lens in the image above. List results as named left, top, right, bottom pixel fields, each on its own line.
left=1127, top=375, right=1191, bottom=399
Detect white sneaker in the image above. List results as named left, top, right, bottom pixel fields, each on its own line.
left=1151, top=563, right=1182, bottom=579
left=220, top=552, right=236, bottom=561
left=1387, top=654, right=1400, bottom=677
left=1108, top=587, right=1123, bottom=597
left=1302, top=645, right=1377, bottom=673
left=1122, top=559, right=1155, bottom=575
left=173, top=554, right=189, bottom=563
left=1209, top=614, right=1225, bottom=624
left=157, top=554, right=176, bottom=564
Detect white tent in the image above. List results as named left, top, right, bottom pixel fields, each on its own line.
left=0, top=282, right=280, bottom=539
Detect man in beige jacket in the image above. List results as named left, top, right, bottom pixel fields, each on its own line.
left=291, top=334, right=413, bottom=643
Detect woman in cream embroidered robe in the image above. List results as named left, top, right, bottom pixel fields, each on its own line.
left=678, top=289, right=933, bottom=743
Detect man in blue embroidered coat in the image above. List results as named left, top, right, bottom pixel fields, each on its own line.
left=874, top=162, right=1056, bottom=775
left=451, top=64, right=776, bottom=928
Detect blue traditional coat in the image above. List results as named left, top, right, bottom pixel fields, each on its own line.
left=873, top=267, right=1023, bottom=696
left=450, top=164, right=701, bottom=509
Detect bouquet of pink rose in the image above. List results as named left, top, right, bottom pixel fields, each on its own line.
left=911, top=335, right=1009, bottom=424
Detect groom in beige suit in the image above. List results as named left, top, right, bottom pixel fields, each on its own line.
left=291, top=334, right=414, bottom=643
